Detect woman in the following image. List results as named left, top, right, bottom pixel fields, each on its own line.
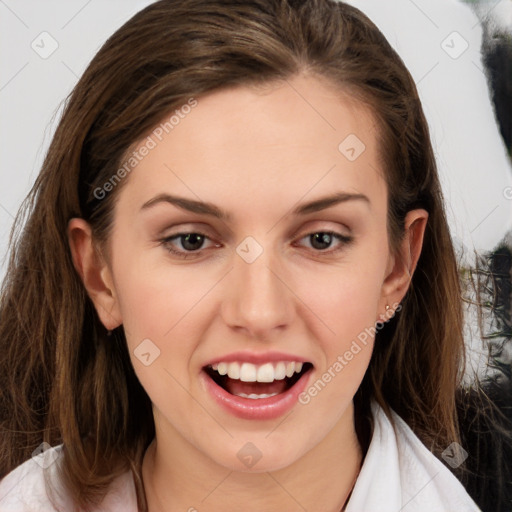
left=0, top=0, right=508, bottom=510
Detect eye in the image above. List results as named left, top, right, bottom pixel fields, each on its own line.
left=296, top=231, right=353, bottom=254
left=161, top=232, right=219, bottom=259
left=160, top=230, right=353, bottom=260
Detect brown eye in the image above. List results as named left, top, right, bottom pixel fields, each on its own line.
left=310, top=233, right=335, bottom=250
left=177, top=233, right=206, bottom=251
left=161, top=232, right=218, bottom=258
left=297, top=231, right=353, bottom=254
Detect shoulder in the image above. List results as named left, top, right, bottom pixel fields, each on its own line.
left=387, top=405, right=481, bottom=511
left=0, top=445, right=71, bottom=512
left=0, top=445, right=138, bottom=512
left=346, top=402, right=482, bottom=512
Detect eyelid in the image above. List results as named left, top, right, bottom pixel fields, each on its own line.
left=160, top=231, right=220, bottom=259
left=160, top=227, right=353, bottom=259
left=290, top=218, right=352, bottom=236
left=293, top=231, right=353, bottom=254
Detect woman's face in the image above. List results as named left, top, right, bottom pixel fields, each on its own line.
left=73, top=73, right=418, bottom=472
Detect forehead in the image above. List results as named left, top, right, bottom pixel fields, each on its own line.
left=117, top=73, right=386, bottom=217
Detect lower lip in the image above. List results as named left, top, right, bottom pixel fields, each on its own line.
left=201, top=368, right=312, bottom=420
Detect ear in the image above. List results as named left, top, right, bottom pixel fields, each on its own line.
left=67, top=218, right=122, bottom=330
left=378, top=209, right=429, bottom=319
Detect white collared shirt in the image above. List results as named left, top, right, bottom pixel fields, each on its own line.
left=0, top=401, right=481, bottom=511
left=346, top=402, right=481, bottom=511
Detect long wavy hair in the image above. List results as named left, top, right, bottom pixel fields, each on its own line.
left=0, top=0, right=487, bottom=509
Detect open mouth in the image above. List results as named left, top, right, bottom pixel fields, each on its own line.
left=204, top=361, right=314, bottom=400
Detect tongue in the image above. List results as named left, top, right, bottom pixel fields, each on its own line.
left=224, top=377, right=288, bottom=396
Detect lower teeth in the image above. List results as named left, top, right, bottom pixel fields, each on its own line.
left=235, top=392, right=279, bottom=399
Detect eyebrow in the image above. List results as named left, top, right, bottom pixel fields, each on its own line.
left=140, top=191, right=370, bottom=220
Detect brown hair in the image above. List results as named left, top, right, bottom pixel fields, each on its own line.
left=0, top=0, right=469, bottom=509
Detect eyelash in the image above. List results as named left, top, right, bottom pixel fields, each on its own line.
left=159, top=230, right=353, bottom=259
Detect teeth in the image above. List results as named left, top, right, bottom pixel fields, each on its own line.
left=209, top=361, right=306, bottom=383
left=227, top=362, right=240, bottom=379
left=217, top=362, right=228, bottom=375
left=236, top=392, right=279, bottom=399
left=256, top=363, right=274, bottom=383
left=274, top=362, right=286, bottom=380
left=240, top=362, right=257, bottom=382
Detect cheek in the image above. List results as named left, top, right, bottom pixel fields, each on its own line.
left=297, top=256, right=385, bottom=352
left=112, top=260, right=210, bottom=412
left=112, top=245, right=212, bottom=341
left=110, top=248, right=218, bottom=403
left=294, top=265, right=381, bottom=418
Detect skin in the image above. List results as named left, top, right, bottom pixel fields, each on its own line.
left=68, top=72, right=428, bottom=512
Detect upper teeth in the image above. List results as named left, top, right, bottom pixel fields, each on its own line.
left=210, top=361, right=304, bottom=382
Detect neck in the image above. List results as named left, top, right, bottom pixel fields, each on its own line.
left=142, top=403, right=364, bottom=512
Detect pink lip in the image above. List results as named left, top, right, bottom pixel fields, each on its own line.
left=200, top=365, right=313, bottom=420
left=203, top=351, right=310, bottom=367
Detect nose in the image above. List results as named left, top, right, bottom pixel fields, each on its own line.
left=221, top=245, right=293, bottom=339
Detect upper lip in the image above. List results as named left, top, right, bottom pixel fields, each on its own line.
left=203, top=351, right=312, bottom=367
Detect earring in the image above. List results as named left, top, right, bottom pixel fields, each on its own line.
left=385, top=304, right=390, bottom=311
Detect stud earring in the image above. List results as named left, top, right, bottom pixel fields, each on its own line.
left=385, top=304, right=390, bottom=311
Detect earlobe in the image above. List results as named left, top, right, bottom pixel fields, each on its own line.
left=67, top=218, right=122, bottom=330
left=380, top=209, right=429, bottom=310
